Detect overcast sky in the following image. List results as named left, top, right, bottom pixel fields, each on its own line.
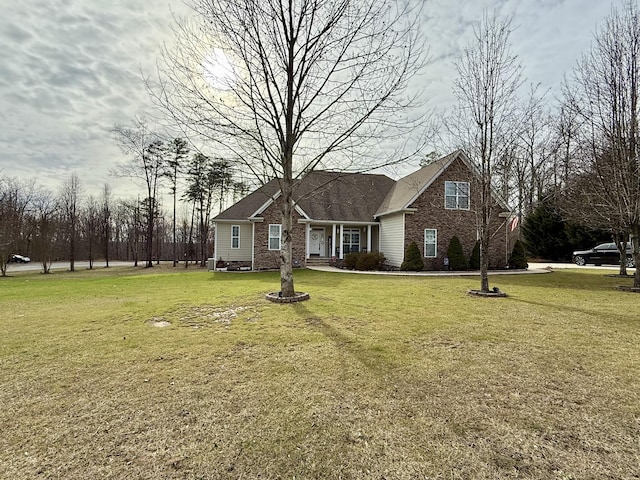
left=0, top=0, right=621, bottom=200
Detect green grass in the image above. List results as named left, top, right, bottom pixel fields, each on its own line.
left=1, top=266, right=639, bottom=479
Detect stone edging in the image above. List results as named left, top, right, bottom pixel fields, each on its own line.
left=467, top=289, right=508, bottom=298
left=617, top=286, right=640, bottom=293
left=265, top=292, right=311, bottom=303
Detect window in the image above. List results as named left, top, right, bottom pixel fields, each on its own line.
left=342, top=228, right=361, bottom=254
left=269, top=224, right=281, bottom=250
left=424, top=229, right=437, bottom=258
left=445, top=181, right=470, bottom=210
left=231, top=225, right=240, bottom=249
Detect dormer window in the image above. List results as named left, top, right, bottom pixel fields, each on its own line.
left=445, top=181, right=469, bottom=210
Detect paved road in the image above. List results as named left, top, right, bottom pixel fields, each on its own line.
left=5, top=260, right=136, bottom=273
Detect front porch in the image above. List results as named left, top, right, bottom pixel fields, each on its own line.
left=301, top=222, right=380, bottom=266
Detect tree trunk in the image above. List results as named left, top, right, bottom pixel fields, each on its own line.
left=479, top=172, right=492, bottom=293
left=633, top=226, right=640, bottom=288
left=172, top=186, right=177, bottom=267
left=480, top=230, right=490, bottom=292
left=146, top=213, right=154, bottom=268
left=280, top=185, right=295, bottom=297
left=69, top=219, right=75, bottom=272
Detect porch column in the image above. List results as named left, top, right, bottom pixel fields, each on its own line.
left=339, top=224, right=344, bottom=259
left=305, top=223, right=310, bottom=259
left=213, top=222, right=219, bottom=271
left=251, top=221, right=255, bottom=271
left=367, top=225, right=372, bottom=252
left=332, top=224, right=337, bottom=257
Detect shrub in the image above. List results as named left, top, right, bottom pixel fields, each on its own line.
left=446, top=236, right=468, bottom=270
left=343, top=252, right=358, bottom=269
left=401, top=241, right=424, bottom=271
left=508, top=239, right=528, bottom=269
left=355, top=252, right=386, bottom=271
left=469, top=240, right=480, bottom=270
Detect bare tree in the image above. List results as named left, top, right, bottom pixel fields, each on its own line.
left=59, top=173, right=83, bottom=272
left=562, top=165, right=632, bottom=275
left=0, top=177, right=35, bottom=276
left=99, top=184, right=112, bottom=268
left=112, top=120, right=165, bottom=268
left=514, top=86, right=555, bottom=215
left=550, top=104, right=580, bottom=189
left=563, top=0, right=640, bottom=286
left=450, top=12, right=523, bottom=293
left=151, top=0, right=428, bottom=297
left=31, top=189, right=58, bottom=274
left=83, top=195, right=100, bottom=270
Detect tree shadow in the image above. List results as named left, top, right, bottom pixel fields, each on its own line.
left=291, top=302, right=398, bottom=379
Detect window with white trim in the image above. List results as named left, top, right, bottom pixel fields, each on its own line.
left=424, top=229, right=437, bottom=258
left=268, top=224, right=281, bottom=251
left=342, top=228, right=361, bottom=254
left=445, top=181, right=470, bottom=210
left=231, top=225, right=240, bottom=249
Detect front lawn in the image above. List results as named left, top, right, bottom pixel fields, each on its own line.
left=1, top=267, right=638, bottom=479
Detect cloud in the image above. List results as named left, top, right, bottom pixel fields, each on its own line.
left=0, top=0, right=628, bottom=197
left=0, top=0, right=192, bottom=195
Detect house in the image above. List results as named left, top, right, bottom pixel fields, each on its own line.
left=212, top=150, right=514, bottom=271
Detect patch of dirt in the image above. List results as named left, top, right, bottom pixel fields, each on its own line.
left=148, top=319, right=171, bottom=328
left=149, top=304, right=259, bottom=329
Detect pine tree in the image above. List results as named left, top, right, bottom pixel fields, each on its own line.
left=469, top=240, right=480, bottom=270
left=401, top=241, right=424, bottom=271
left=446, top=236, right=469, bottom=270
left=508, top=239, right=528, bottom=269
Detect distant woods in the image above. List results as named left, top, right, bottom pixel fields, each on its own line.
left=0, top=121, right=249, bottom=275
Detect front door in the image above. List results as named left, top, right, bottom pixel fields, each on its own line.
left=310, top=228, right=325, bottom=256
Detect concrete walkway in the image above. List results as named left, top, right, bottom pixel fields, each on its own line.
left=306, top=264, right=553, bottom=276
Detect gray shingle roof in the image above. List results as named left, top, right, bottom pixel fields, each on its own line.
left=213, top=170, right=395, bottom=222
left=212, top=180, right=280, bottom=221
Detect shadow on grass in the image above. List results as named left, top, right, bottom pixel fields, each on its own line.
left=507, top=295, right=640, bottom=325
left=497, top=270, right=636, bottom=292
left=291, top=301, right=398, bottom=379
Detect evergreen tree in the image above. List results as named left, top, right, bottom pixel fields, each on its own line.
left=401, top=241, right=424, bottom=271
left=446, top=236, right=468, bottom=270
left=469, top=240, right=480, bottom=270
left=522, top=197, right=568, bottom=260
left=508, top=239, right=528, bottom=269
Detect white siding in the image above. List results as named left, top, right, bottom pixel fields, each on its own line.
left=379, top=212, right=405, bottom=267
left=215, top=222, right=253, bottom=263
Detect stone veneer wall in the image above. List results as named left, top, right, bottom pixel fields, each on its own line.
left=253, top=201, right=307, bottom=270
left=404, top=157, right=509, bottom=270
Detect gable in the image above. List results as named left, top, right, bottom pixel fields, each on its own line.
left=375, top=151, right=463, bottom=217
left=376, top=150, right=511, bottom=217
left=213, top=180, right=280, bottom=221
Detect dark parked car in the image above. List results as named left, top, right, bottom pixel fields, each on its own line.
left=573, top=243, right=635, bottom=267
